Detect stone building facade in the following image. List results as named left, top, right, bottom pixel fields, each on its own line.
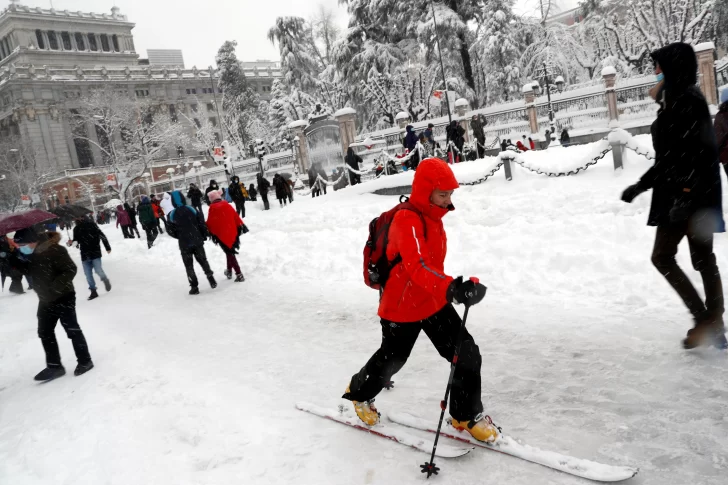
left=0, top=1, right=281, bottom=208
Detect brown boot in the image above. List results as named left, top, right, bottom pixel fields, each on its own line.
left=684, top=314, right=725, bottom=349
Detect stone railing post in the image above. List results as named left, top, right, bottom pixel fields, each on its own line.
left=287, top=120, right=309, bottom=173
left=454, top=98, right=471, bottom=143
left=522, top=82, right=539, bottom=136
left=694, top=42, right=718, bottom=105
left=602, top=67, right=619, bottom=122
left=334, top=107, right=357, bottom=158
left=395, top=111, right=410, bottom=131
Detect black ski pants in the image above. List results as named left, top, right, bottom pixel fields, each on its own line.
left=476, top=138, right=486, bottom=159
left=344, top=304, right=483, bottom=422
left=181, top=245, right=213, bottom=288
left=234, top=200, right=246, bottom=218
left=142, top=223, right=158, bottom=249
left=261, top=193, right=270, bottom=211
left=37, top=293, right=91, bottom=368
left=193, top=203, right=203, bottom=217
left=652, top=223, right=724, bottom=319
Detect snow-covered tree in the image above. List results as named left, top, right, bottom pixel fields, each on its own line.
left=268, top=16, right=323, bottom=93
left=0, top=136, right=47, bottom=212
left=71, top=87, right=189, bottom=202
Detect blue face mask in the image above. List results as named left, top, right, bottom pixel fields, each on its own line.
left=656, top=73, right=665, bottom=83
left=18, top=245, right=35, bottom=255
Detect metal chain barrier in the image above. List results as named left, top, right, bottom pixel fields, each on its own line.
left=460, top=162, right=506, bottom=186
left=509, top=145, right=613, bottom=177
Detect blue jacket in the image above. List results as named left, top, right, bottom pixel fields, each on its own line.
left=167, top=191, right=208, bottom=249
left=403, top=125, right=418, bottom=151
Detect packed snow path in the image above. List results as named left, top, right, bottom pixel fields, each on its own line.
left=1, top=139, right=727, bottom=484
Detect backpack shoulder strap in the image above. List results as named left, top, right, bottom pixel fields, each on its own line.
left=396, top=200, right=427, bottom=239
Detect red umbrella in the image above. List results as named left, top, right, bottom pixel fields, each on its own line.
left=0, top=209, right=57, bottom=235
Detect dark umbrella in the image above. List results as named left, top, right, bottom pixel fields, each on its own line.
left=50, top=205, right=92, bottom=221
left=0, top=209, right=57, bottom=235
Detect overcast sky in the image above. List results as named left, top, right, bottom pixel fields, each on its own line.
left=11, top=0, right=578, bottom=68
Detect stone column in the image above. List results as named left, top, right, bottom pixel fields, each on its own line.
left=602, top=67, right=619, bottom=122
left=694, top=42, right=718, bottom=105
left=288, top=120, right=309, bottom=173
left=454, top=98, right=471, bottom=143
left=334, top=107, right=357, bottom=156
left=522, top=82, right=539, bottom=135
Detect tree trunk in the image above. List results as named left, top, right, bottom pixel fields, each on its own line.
left=458, top=32, right=476, bottom=96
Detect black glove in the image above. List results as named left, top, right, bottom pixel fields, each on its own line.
left=621, top=183, right=644, bottom=203
left=447, top=276, right=487, bottom=307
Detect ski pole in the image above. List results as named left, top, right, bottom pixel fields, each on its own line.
left=420, top=303, right=471, bottom=479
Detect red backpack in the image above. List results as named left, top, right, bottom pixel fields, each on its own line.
left=363, top=196, right=425, bottom=291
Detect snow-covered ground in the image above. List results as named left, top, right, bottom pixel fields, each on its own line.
left=2, top=138, right=727, bottom=484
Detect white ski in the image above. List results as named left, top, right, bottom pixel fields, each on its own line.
left=296, top=402, right=473, bottom=458
left=387, top=411, right=639, bottom=482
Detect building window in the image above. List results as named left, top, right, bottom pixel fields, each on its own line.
left=112, top=34, right=120, bottom=52
left=190, top=104, right=198, bottom=113
left=169, top=104, right=178, bottom=122
left=61, top=32, right=72, bottom=50
left=100, top=34, right=110, bottom=52
left=70, top=109, right=94, bottom=168
left=35, top=30, right=45, bottom=49
left=88, top=34, right=98, bottom=51
left=193, top=118, right=201, bottom=128
left=206, top=103, right=214, bottom=112
left=74, top=33, right=85, bottom=51
left=47, top=31, right=59, bottom=50
left=135, top=89, right=150, bottom=97
left=0, top=40, right=6, bottom=59
left=186, top=88, right=197, bottom=95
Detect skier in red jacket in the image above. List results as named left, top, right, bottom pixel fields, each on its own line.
left=205, top=190, right=245, bottom=282
left=342, top=158, right=497, bottom=442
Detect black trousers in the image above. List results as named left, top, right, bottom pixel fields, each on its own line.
left=261, top=193, right=270, bottom=210
left=234, top=200, right=246, bottom=218
left=344, top=304, right=483, bottom=421
left=142, top=223, right=158, bottom=248
left=37, top=293, right=91, bottom=367
left=476, top=138, right=486, bottom=158
left=181, top=245, right=213, bottom=288
left=652, top=223, right=724, bottom=318
left=193, top=203, right=203, bottom=216
left=121, top=225, right=133, bottom=239
left=130, top=224, right=141, bottom=238
left=156, top=217, right=165, bottom=234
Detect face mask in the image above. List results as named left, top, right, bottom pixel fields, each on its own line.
left=656, top=73, right=664, bottom=83
left=18, top=245, right=34, bottom=255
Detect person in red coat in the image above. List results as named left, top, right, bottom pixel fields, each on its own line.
left=205, top=190, right=245, bottom=282
left=342, top=158, right=496, bottom=443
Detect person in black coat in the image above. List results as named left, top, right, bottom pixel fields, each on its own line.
left=228, top=176, right=247, bottom=217
left=621, top=42, right=726, bottom=349
left=124, top=202, right=141, bottom=238
left=167, top=191, right=216, bottom=294
left=204, top=180, right=220, bottom=205
left=308, top=166, right=320, bottom=197
left=272, top=173, right=288, bottom=207
left=12, top=228, right=93, bottom=381
left=187, top=183, right=204, bottom=213
left=67, top=217, right=112, bottom=300
left=345, top=147, right=363, bottom=185
left=248, top=183, right=258, bottom=201
left=446, top=121, right=465, bottom=162
left=257, top=173, right=271, bottom=210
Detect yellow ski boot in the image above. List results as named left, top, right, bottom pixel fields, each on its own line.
left=345, top=386, right=380, bottom=426
left=451, top=413, right=500, bottom=443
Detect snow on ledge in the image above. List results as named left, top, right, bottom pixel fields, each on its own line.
left=394, top=111, right=410, bottom=121
left=454, top=98, right=469, bottom=107
left=522, top=82, right=535, bottom=93
left=288, top=120, right=308, bottom=129
left=333, top=107, right=356, bottom=117
left=601, top=66, right=617, bottom=77
left=693, top=42, right=715, bottom=53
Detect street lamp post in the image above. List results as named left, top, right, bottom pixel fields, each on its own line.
left=535, top=63, right=565, bottom=144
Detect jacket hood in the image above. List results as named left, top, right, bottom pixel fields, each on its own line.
left=651, top=42, right=697, bottom=92
left=231, top=176, right=240, bottom=184
left=116, top=204, right=125, bottom=212
left=209, top=180, right=218, bottom=187
left=406, top=125, right=414, bottom=133
left=410, top=158, right=459, bottom=220
left=141, top=196, right=150, bottom=204
left=170, top=190, right=187, bottom=208
left=36, top=231, right=61, bottom=254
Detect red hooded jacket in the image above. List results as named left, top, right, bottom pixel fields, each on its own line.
left=206, top=199, right=243, bottom=250
left=379, top=158, right=459, bottom=323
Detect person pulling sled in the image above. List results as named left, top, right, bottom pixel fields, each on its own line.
left=342, top=157, right=497, bottom=443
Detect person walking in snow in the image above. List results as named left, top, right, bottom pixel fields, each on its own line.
left=308, top=166, right=320, bottom=197
left=341, top=158, right=497, bottom=442
left=137, top=196, right=158, bottom=249
left=115, top=204, right=135, bottom=239
left=166, top=191, right=216, bottom=295
left=11, top=228, right=94, bottom=381
left=248, top=183, right=258, bottom=202
left=124, top=202, right=141, bottom=238
left=257, top=173, right=271, bottom=211
left=316, top=164, right=329, bottom=195
left=403, top=124, right=420, bottom=170
left=560, top=129, right=571, bottom=146
left=621, top=42, right=726, bottom=349
left=445, top=121, right=465, bottom=163
left=471, top=114, right=486, bottom=158
left=187, top=183, right=204, bottom=214
left=150, top=194, right=165, bottom=234
left=67, top=216, right=112, bottom=301
left=345, top=147, right=363, bottom=186
left=206, top=190, right=245, bottom=283
left=714, top=89, right=728, bottom=179
left=423, top=123, right=436, bottom=152
left=273, top=173, right=288, bottom=207
left=204, top=180, right=220, bottom=205
left=228, top=176, right=248, bottom=218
